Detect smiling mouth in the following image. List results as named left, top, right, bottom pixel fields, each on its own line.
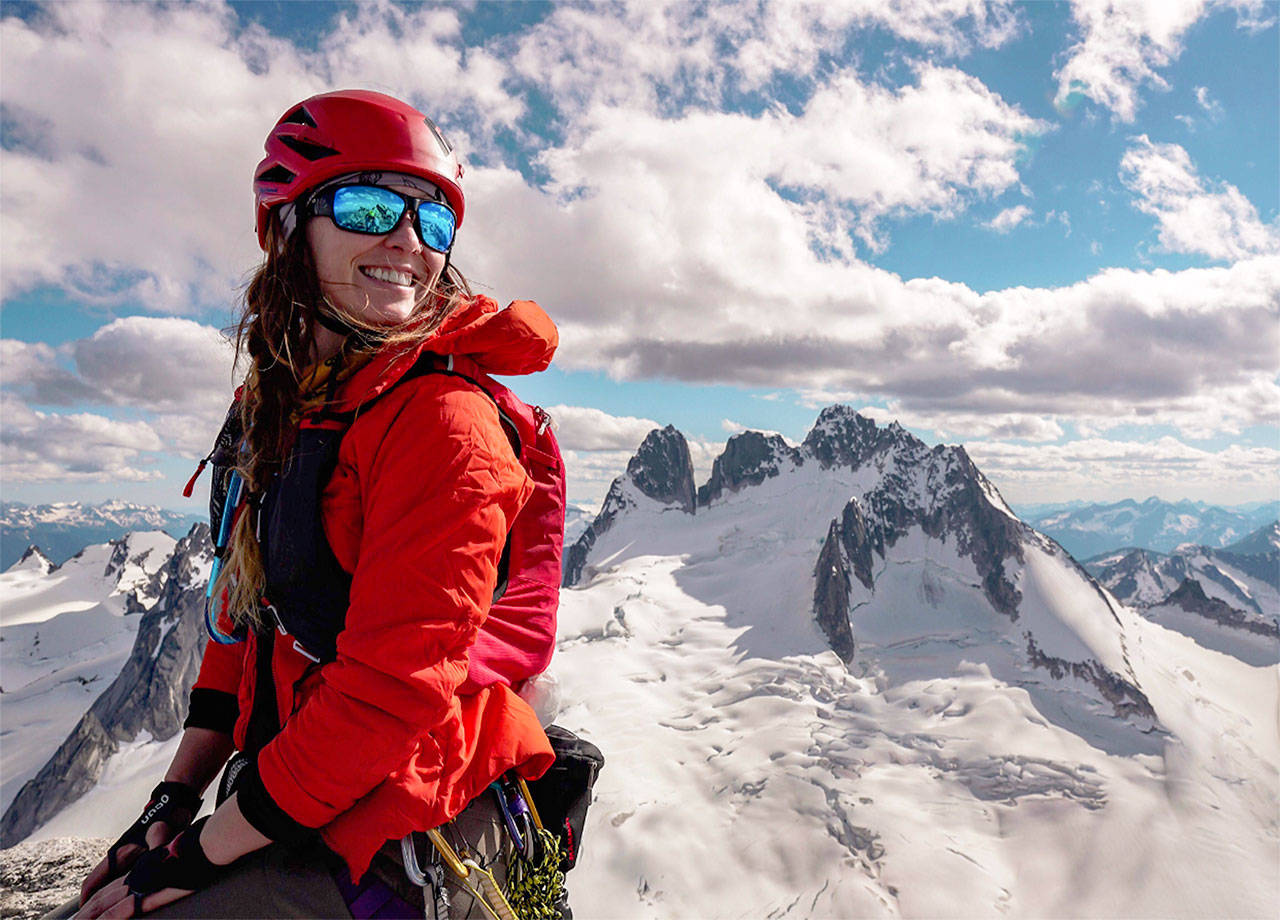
left=360, top=266, right=416, bottom=287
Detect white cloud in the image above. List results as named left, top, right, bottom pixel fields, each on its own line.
left=510, top=0, right=1022, bottom=114
left=0, top=340, right=97, bottom=405
left=1194, top=85, right=1224, bottom=119
left=1054, top=0, right=1264, bottom=121
left=984, top=205, right=1032, bottom=233
left=1, top=318, right=237, bottom=468
left=0, top=393, right=166, bottom=483
left=543, top=404, right=659, bottom=451
left=1120, top=136, right=1280, bottom=261
left=968, top=436, right=1280, bottom=505
left=72, top=317, right=237, bottom=414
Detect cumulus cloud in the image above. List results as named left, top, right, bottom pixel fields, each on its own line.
left=543, top=404, right=659, bottom=451
left=510, top=0, right=1022, bottom=112
left=967, top=436, right=1280, bottom=505
left=0, top=392, right=166, bottom=483
left=0, top=318, right=237, bottom=476
left=984, top=205, right=1032, bottom=233
left=0, top=340, right=98, bottom=405
left=72, top=317, right=237, bottom=414
left=1054, top=0, right=1265, bottom=121
left=1120, top=137, right=1280, bottom=261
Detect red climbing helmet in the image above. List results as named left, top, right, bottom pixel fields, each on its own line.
left=253, top=89, right=465, bottom=249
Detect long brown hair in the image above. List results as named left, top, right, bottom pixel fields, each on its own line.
left=213, top=216, right=471, bottom=628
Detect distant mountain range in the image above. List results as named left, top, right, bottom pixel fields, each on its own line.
left=1026, top=497, right=1279, bottom=560
left=1084, top=522, right=1279, bottom=666
left=0, top=501, right=205, bottom=572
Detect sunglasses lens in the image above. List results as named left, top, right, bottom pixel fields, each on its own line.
left=417, top=201, right=456, bottom=252
left=331, top=185, right=406, bottom=234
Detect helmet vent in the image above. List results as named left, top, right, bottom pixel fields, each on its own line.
left=257, top=164, right=297, bottom=185
left=279, top=136, right=339, bottom=161
left=280, top=106, right=317, bottom=128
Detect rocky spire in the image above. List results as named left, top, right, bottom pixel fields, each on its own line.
left=801, top=405, right=910, bottom=470
left=9, top=545, right=53, bottom=575
left=563, top=426, right=695, bottom=587
left=697, top=431, right=801, bottom=507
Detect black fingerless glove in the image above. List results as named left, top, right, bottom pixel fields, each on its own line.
left=125, top=816, right=227, bottom=897
left=106, top=781, right=202, bottom=876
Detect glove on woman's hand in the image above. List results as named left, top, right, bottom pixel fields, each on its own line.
left=75, top=817, right=224, bottom=919
left=79, top=781, right=201, bottom=904
left=125, top=816, right=226, bottom=895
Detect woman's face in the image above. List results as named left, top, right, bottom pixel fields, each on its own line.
left=305, top=183, right=448, bottom=327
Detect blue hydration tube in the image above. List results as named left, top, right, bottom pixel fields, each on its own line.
left=204, top=470, right=245, bottom=645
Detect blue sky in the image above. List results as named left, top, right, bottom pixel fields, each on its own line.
left=1, top=0, right=1277, bottom=513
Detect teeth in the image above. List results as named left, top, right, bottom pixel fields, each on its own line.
left=362, top=266, right=414, bottom=286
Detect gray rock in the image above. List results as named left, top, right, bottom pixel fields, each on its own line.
left=564, top=426, right=695, bottom=587
left=0, top=836, right=108, bottom=920
left=697, top=431, right=801, bottom=507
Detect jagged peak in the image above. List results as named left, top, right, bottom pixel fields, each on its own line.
left=698, top=429, right=802, bottom=507
left=9, top=544, right=54, bottom=574
left=801, top=405, right=928, bottom=470
left=625, top=425, right=696, bottom=514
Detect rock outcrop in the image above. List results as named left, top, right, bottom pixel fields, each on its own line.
left=0, top=525, right=212, bottom=847
left=697, top=431, right=800, bottom=507
left=7, top=546, right=53, bottom=575
left=0, top=836, right=109, bottom=920
left=1161, top=578, right=1279, bottom=639
left=564, top=426, right=695, bottom=587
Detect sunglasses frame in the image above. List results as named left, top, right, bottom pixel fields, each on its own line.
left=304, top=183, right=457, bottom=254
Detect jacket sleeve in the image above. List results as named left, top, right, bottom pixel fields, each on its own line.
left=247, top=381, right=532, bottom=834
left=184, top=638, right=243, bottom=734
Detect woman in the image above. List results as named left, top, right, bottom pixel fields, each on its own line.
left=74, top=89, right=558, bottom=919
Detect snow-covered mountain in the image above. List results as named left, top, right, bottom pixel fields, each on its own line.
left=1, top=501, right=204, bottom=572
left=1029, top=497, right=1278, bottom=559
left=554, top=407, right=1276, bottom=916
left=1085, top=521, right=1279, bottom=666
left=0, top=527, right=211, bottom=846
left=2, top=409, right=1275, bottom=917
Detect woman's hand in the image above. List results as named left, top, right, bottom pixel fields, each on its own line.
left=74, top=876, right=191, bottom=919
left=79, top=783, right=200, bottom=904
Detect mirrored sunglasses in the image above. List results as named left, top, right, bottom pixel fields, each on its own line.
left=306, top=183, right=456, bottom=253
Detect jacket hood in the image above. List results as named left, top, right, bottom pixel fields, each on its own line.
left=333, top=295, right=557, bottom=411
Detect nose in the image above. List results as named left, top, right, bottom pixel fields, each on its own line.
left=381, top=209, right=421, bottom=252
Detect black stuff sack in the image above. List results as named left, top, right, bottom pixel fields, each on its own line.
left=525, top=725, right=604, bottom=872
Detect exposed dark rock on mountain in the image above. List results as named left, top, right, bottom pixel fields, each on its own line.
left=811, top=502, right=873, bottom=662
left=8, top=546, right=52, bottom=575
left=1162, top=579, right=1279, bottom=639
left=1024, top=635, right=1156, bottom=721
left=808, top=414, right=1022, bottom=621
left=0, top=525, right=212, bottom=848
left=628, top=425, right=696, bottom=513
left=564, top=426, right=694, bottom=587
left=697, top=431, right=801, bottom=507
left=802, top=406, right=898, bottom=470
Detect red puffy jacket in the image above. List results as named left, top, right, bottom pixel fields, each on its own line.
left=190, top=296, right=558, bottom=879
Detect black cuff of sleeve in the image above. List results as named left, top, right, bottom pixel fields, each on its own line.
left=184, top=689, right=239, bottom=734
left=235, top=761, right=316, bottom=847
